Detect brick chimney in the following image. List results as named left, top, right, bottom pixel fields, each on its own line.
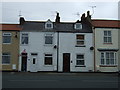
left=81, top=13, right=86, bottom=22
left=55, top=12, right=60, bottom=23
left=86, top=11, right=91, bottom=22
left=19, top=17, right=25, bottom=25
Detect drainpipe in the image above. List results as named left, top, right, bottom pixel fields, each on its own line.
left=57, top=31, right=59, bottom=72
left=93, top=27, right=96, bottom=72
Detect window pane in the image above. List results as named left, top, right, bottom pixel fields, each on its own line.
left=47, top=24, right=52, bottom=28
left=2, top=53, right=10, bottom=64
left=108, top=31, right=111, bottom=36
left=101, top=53, right=104, bottom=64
left=45, top=57, right=52, bottom=65
left=108, top=37, right=112, bottom=43
left=3, top=36, right=11, bottom=43
left=77, top=55, right=84, bottom=59
left=104, top=31, right=107, bottom=36
left=104, top=37, right=107, bottom=43
left=21, top=34, right=28, bottom=44
left=77, top=35, right=84, bottom=39
left=45, top=36, right=53, bottom=44
left=76, top=60, right=84, bottom=65
left=77, top=41, right=84, bottom=45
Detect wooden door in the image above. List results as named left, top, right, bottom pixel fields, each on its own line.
left=21, top=53, right=27, bottom=71
left=63, top=53, right=70, bottom=72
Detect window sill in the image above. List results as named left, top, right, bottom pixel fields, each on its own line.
left=103, top=43, right=112, bottom=44
left=44, top=65, right=53, bottom=67
left=44, top=44, right=54, bottom=46
left=75, top=65, right=86, bottom=67
left=75, top=45, right=86, bottom=47
left=99, top=65, right=117, bottom=67
left=20, top=44, right=28, bottom=46
left=2, top=64, right=10, bottom=65
left=3, top=43, right=11, bottom=44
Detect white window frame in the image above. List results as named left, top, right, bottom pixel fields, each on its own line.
left=74, top=23, right=82, bottom=30
left=76, top=54, right=85, bottom=66
left=21, top=33, right=29, bottom=45
left=76, top=34, right=85, bottom=46
left=2, top=53, right=11, bottom=64
left=2, top=33, right=12, bottom=44
left=45, top=19, right=53, bottom=29
left=100, top=52, right=117, bottom=65
left=103, top=31, right=112, bottom=43
left=44, top=34, right=53, bottom=45
left=44, top=53, right=53, bottom=65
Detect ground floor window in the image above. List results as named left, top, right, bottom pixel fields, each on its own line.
left=2, top=53, right=11, bottom=64
left=76, top=54, right=84, bottom=66
left=44, top=54, right=53, bottom=65
left=100, top=52, right=117, bottom=65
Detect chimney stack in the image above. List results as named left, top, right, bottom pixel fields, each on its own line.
left=87, top=11, right=91, bottom=21
left=55, top=12, right=60, bottom=23
left=19, top=17, right=25, bottom=25
left=81, top=13, right=86, bottom=22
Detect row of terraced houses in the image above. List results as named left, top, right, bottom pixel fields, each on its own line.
left=0, top=11, right=120, bottom=72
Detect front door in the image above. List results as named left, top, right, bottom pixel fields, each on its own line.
left=63, top=53, right=70, bottom=72
left=30, top=55, right=38, bottom=72
left=21, top=53, right=27, bottom=71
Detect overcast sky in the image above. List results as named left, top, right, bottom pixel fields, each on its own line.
left=1, top=0, right=119, bottom=24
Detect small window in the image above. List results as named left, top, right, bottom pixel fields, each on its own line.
left=21, top=33, right=28, bottom=45
left=44, top=54, right=53, bottom=65
left=76, top=54, right=84, bottom=66
left=76, top=35, right=85, bottom=46
left=103, top=31, right=112, bottom=43
left=33, top=58, right=36, bottom=64
left=46, top=24, right=52, bottom=28
left=74, top=23, right=82, bottom=29
left=45, top=19, right=53, bottom=29
left=45, top=34, right=53, bottom=44
left=2, top=33, right=11, bottom=44
left=2, top=53, right=11, bottom=64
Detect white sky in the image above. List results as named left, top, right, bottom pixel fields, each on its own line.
left=0, top=0, right=119, bottom=24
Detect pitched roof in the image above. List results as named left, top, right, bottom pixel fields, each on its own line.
left=21, top=21, right=92, bottom=33
left=0, top=24, right=21, bottom=31
left=92, top=19, right=120, bottom=28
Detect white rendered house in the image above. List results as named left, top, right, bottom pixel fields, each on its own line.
left=19, top=11, right=94, bottom=72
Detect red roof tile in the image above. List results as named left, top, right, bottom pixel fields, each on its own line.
left=92, top=19, right=120, bottom=28
left=0, top=24, right=21, bottom=31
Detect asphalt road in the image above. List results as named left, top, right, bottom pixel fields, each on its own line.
left=2, top=72, right=120, bottom=89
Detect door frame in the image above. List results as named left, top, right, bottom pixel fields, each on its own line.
left=21, top=53, right=27, bottom=71
left=63, top=53, right=70, bottom=72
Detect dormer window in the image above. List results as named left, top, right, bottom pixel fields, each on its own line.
left=45, top=19, right=53, bottom=29
left=74, top=23, right=82, bottom=30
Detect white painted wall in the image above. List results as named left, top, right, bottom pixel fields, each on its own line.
left=19, top=31, right=94, bottom=72
left=58, top=33, right=94, bottom=72
left=95, top=28, right=118, bottom=72
left=19, top=32, right=58, bottom=72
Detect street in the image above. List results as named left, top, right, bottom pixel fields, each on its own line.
left=2, top=72, right=120, bottom=89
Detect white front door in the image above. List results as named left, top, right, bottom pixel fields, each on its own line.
left=30, top=55, right=38, bottom=72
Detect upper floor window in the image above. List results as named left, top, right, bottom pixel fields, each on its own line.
left=74, top=23, right=82, bottom=30
left=2, top=53, right=11, bottom=64
left=21, top=33, right=28, bottom=45
left=76, top=54, right=85, bottom=66
left=45, top=34, right=53, bottom=45
left=104, top=31, right=112, bottom=43
left=76, top=34, right=85, bottom=46
left=45, top=19, right=53, bottom=29
left=100, top=52, right=117, bottom=65
left=2, top=33, right=11, bottom=44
